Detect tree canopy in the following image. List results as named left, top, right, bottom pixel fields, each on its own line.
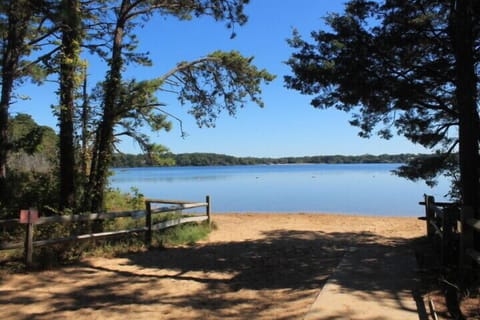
left=285, top=0, right=479, bottom=200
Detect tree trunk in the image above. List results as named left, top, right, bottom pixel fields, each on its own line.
left=80, top=65, right=90, bottom=177
left=59, top=0, right=81, bottom=209
left=86, top=0, right=128, bottom=212
left=87, top=115, right=115, bottom=212
left=0, top=1, right=31, bottom=198
left=453, top=0, right=480, bottom=245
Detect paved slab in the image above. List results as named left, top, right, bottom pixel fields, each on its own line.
left=305, top=246, right=423, bottom=320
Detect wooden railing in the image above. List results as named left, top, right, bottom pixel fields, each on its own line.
left=0, top=196, right=211, bottom=267
left=420, top=195, right=480, bottom=275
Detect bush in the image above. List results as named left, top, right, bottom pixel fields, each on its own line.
left=104, top=187, right=145, bottom=211
left=0, top=170, right=59, bottom=220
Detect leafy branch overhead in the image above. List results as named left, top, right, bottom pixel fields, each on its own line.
left=163, top=50, right=275, bottom=127
left=89, top=50, right=274, bottom=157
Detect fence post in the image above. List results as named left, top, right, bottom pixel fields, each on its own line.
left=24, top=221, right=34, bottom=267
left=442, top=206, right=457, bottom=267
left=145, top=201, right=152, bottom=247
left=206, top=195, right=211, bottom=225
left=425, top=195, right=435, bottom=239
left=460, top=205, right=475, bottom=278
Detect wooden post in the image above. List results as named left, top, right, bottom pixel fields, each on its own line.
left=442, top=206, right=457, bottom=267
left=460, top=205, right=475, bottom=277
left=24, top=221, right=34, bottom=267
left=425, top=195, right=435, bottom=239
left=145, top=201, right=152, bottom=247
left=20, top=209, right=38, bottom=268
left=206, top=195, right=211, bottom=224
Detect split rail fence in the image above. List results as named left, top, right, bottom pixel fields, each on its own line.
left=420, top=194, right=480, bottom=276
left=0, top=196, right=211, bottom=267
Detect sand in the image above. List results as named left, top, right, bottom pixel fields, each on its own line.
left=0, top=213, right=425, bottom=320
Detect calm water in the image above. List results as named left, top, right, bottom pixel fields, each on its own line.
left=109, top=164, right=450, bottom=216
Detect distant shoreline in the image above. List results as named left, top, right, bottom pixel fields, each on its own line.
left=111, top=152, right=427, bottom=168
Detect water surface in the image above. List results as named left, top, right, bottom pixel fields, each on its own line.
left=110, top=164, right=450, bottom=216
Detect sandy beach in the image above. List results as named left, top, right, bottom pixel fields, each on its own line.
left=0, top=213, right=425, bottom=320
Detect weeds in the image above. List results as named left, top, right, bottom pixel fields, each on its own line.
left=156, top=221, right=216, bottom=246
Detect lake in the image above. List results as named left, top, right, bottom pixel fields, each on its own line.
left=109, top=163, right=450, bottom=216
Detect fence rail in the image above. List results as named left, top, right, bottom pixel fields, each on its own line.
left=0, top=196, right=211, bottom=267
left=420, top=195, right=480, bottom=275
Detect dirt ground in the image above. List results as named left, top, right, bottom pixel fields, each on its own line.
left=0, top=213, right=427, bottom=320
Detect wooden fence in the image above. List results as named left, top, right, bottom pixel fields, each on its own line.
left=420, top=195, right=480, bottom=276
left=0, top=196, right=211, bottom=267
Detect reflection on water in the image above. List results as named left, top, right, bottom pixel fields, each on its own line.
left=109, top=164, right=450, bottom=216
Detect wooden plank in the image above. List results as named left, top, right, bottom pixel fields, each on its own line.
left=34, top=210, right=146, bottom=224
left=466, top=218, right=480, bottom=232
left=466, top=248, right=480, bottom=265
left=152, top=216, right=207, bottom=231
left=0, top=241, right=23, bottom=250
left=419, top=201, right=456, bottom=207
left=146, top=198, right=196, bottom=205
left=31, top=227, right=147, bottom=247
left=150, top=202, right=208, bottom=214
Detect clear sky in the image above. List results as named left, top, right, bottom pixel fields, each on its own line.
left=11, top=0, right=431, bottom=158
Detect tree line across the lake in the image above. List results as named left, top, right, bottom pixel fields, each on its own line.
left=112, top=152, right=423, bottom=167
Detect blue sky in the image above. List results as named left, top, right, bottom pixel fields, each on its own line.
left=12, top=0, right=431, bottom=158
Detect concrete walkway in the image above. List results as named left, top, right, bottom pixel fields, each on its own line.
left=305, top=246, right=425, bottom=320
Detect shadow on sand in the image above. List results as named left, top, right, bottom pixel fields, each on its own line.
left=0, top=229, right=426, bottom=319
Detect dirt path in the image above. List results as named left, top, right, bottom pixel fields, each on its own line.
left=0, top=213, right=425, bottom=320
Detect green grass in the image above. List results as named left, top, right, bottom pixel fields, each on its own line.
left=156, top=221, right=216, bottom=246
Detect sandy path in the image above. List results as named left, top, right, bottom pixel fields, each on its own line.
left=0, top=213, right=425, bottom=320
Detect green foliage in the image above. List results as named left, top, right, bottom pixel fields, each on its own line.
left=111, top=152, right=422, bottom=167
left=104, top=187, right=145, bottom=212
left=174, top=50, right=275, bottom=128
left=285, top=0, right=480, bottom=188
left=7, top=114, right=58, bottom=172
left=0, top=114, right=59, bottom=218
left=0, top=170, right=59, bottom=219
left=155, top=221, right=214, bottom=246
